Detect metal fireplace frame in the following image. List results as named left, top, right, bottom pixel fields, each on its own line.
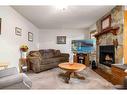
left=99, top=45, right=115, bottom=67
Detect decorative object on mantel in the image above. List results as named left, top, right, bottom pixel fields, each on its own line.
left=112, top=25, right=120, bottom=49
left=20, top=44, right=29, bottom=59
left=28, top=32, right=33, bottom=42
left=15, top=27, right=22, bottom=36
left=96, top=40, right=100, bottom=45
left=101, top=14, right=111, bottom=31
left=113, top=31, right=119, bottom=50
left=113, top=38, right=118, bottom=49
left=0, top=18, right=1, bottom=35
left=57, top=36, right=66, bottom=44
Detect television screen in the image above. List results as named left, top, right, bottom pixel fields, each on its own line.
left=71, top=39, right=96, bottom=53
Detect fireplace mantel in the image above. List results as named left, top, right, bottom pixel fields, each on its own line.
left=94, top=26, right=119, bottom=39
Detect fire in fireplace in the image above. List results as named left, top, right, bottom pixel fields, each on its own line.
left=99, top=45, right=115, bottom=67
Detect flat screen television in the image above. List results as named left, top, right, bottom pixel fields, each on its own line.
left=71, top=39, right=96, bottom=53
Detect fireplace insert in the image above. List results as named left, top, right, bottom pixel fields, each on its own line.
left=99, top=45, right=115, bottom=67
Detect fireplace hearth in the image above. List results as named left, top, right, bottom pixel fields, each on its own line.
left=99, top=45, right=115, bottom=67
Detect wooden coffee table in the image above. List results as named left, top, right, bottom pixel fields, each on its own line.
left=58, top=62, right=86, bottom=83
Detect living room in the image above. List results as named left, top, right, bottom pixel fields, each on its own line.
left=0, top=0, right=127, bottom=94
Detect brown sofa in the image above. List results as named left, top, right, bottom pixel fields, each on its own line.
left=28, top=49, right=69, bottom=73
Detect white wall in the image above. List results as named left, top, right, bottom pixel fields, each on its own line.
left=89, top=24, right=96, bottom=30
left=0, top=6, right=39, bottom=69
left=88, top=24, right=96, bottom=34
left=125, top=6, right=127, bottom=10
left=39, top=29, right=89, bottom=61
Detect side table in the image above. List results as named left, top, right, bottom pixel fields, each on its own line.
left=19, top=58, right=29, bottom=72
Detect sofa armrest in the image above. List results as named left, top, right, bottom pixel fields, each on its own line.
left=28, top=57, right=41, bottom=73
left=0, top=67, right=18, bottom=78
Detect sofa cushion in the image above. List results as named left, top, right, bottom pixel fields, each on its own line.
left=45, top=52, right=54, bottom=58
left=40, top=57, right=66, bottom=65
left=29, top=51, right=41, bottom=57
left=39, top=49, right=55, bottom=59
left=54, top=50, right=61, bottom=57
left=39, top=50, right=44, bottom=55
left=41, top=58, right=59, bottom=64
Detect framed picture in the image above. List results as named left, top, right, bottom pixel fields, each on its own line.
left=57, top=36, right=66, bottom=44
left=15, top=27, right=22, bottom=36
left=28, top=32, right=33, bottom=42
left=0, top=18, right=1, bottom=35
left=101, top=15, right=111, bottom=31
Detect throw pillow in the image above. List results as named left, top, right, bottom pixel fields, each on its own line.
left=30, top=51, right=41, bottom=57
left=54, top=50, right=61, bottom=57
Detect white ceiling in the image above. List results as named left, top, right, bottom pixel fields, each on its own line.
left=12, top=6, right=114, bottom=29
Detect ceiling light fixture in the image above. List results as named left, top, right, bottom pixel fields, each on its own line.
left=55, top=5, right=68, bottom=11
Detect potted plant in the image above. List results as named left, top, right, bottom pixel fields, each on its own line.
left=20, top=45, right=29, bottom=59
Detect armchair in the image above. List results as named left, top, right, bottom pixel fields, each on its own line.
left=0, top=67, right=32, bottom=89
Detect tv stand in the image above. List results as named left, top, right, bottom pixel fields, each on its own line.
left=73, top=53, right=89, bottom=66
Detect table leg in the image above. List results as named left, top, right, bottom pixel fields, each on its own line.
left=64, top=71, right=72, bottom=83
left=59, top=71, right=72, bottom=83
left=73, top=72, right=85, bottom=80
left=59, top=71, right=85, bottom=83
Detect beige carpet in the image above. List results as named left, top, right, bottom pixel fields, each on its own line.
left=27, top=67, right=114, bottom=89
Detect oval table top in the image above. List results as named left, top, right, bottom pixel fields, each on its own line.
left=58, top=62, right=86, bottom=72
